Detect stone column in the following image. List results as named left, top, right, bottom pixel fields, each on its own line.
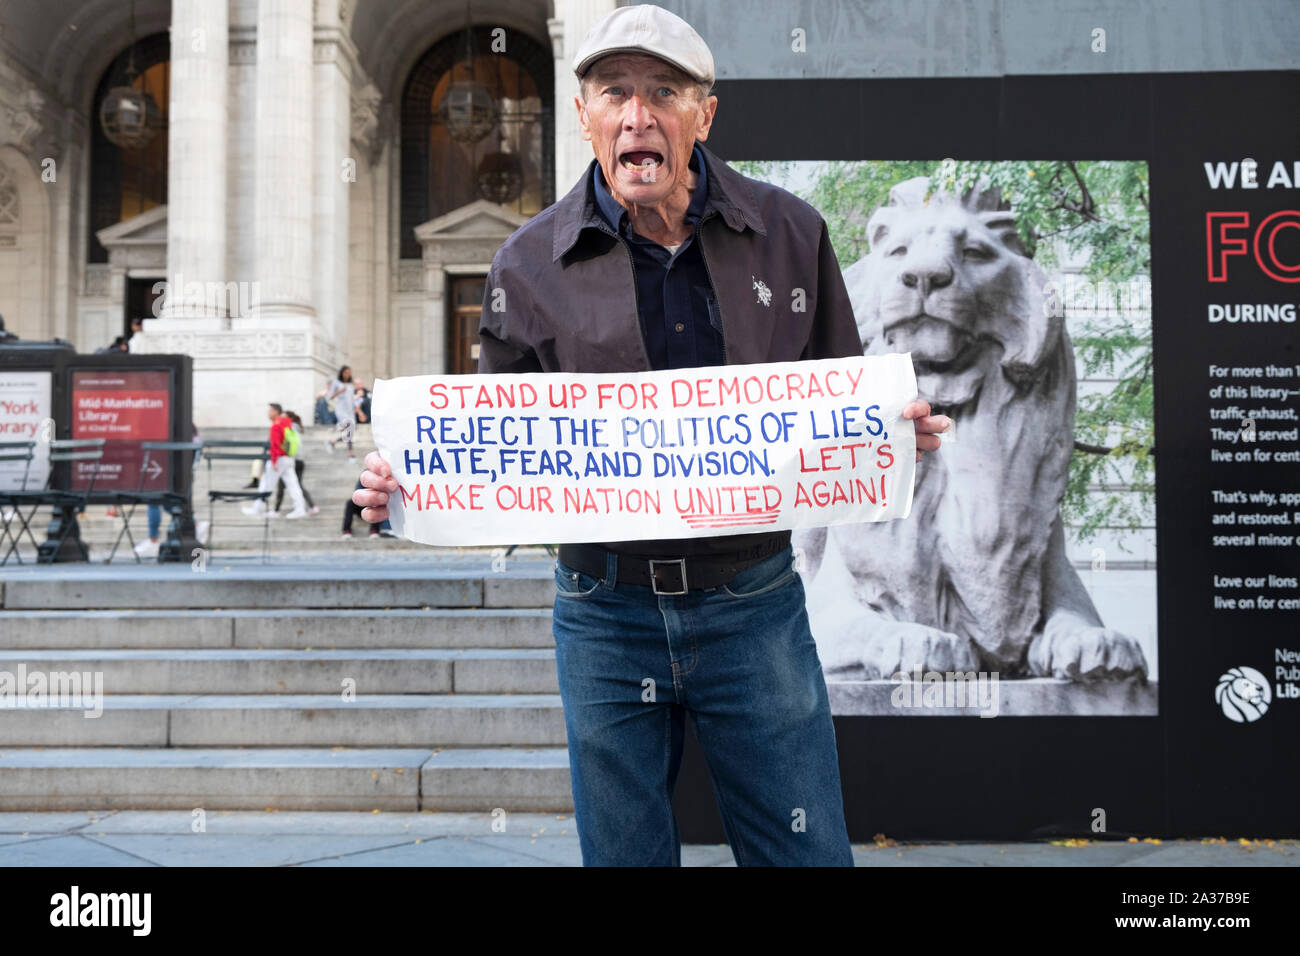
left=54, top=108, right=87, bottom=343
left=312, top=0, right=353, bottom=352
left=161, top=0, right=228, bottom=323
left=226, top=14, right=258, bottom=308
left=549, top=0, right=618, bottom=197
left=252, top=0, right=315, bottom=325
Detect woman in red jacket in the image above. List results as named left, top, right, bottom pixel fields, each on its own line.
left=242, top=403, right=308, bottom=518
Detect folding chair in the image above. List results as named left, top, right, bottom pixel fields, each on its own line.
left=1, top=438, right=105, bottom=565
left=0, top=441, right=36, bottom=562
left=200, top=440, right=273, bottom=562
left=105, top=440, right=205, bottom=564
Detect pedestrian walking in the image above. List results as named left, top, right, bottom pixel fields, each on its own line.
left=242, top=403, right=308, bottom=519
left=318, top=365, right=357, bottom=461
left=133, top=422, right=209, bottom=558
left=270, top=411, right=318, bottom=516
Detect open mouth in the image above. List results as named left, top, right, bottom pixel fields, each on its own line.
left=910, top=336, right=982, bottom=375
left=619, top=149, right=664, bottom=172
left=884, top=313, right=980, bottom=374
left=911, top=354, right=968, bottom=375
left=884, top=311, right=948, bottom=334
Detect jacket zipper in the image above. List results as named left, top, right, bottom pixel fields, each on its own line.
left=696, top=211, right=727, bottom=363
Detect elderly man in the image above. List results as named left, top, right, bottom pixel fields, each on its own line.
left=357, top=4, right=949, bottom=866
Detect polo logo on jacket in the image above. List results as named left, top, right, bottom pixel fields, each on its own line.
left=752, top=275, right=772, bottom=307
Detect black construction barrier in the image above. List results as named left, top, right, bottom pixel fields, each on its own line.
left=668, top=70, right=1300, bottom=842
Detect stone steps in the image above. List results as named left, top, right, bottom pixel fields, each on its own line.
left=0, top=694, right=567, bottom=747
left=0, top=570, right=553, bottom=610
left=0, top=747, right=572, bottom=812
left=0, top=556, right=573, bottom=812
left=0, top=609, right=555, bottom=649
left=0, top=649, right=559, bottom=694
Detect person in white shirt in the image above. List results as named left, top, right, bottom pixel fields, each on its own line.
left=318, top=365, right=357, bottom=462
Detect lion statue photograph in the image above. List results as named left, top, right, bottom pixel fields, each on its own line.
left=795, top=175, right=1151, bottom=702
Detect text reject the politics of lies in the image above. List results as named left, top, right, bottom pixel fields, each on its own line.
left=371, top=353, right=918, bottom=546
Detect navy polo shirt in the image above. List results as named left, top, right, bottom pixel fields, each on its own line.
left=591, top=143, right=724, bottom=370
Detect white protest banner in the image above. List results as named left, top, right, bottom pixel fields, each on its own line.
left=371, top=353, right=918, bottom=546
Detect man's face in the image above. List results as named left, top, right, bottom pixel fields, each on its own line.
left=575, top=52, right=717, bottom=209
left=267, top=406, right=277, bottom=422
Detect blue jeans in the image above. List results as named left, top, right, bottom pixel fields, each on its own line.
left=146, top=450, right=202, bottom=540
left=552, top=545, right=853, bottom=867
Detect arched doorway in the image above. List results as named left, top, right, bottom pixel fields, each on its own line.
left=87, top=32, right=170, bottom=266
left=399, top=26, right=554, bottom=260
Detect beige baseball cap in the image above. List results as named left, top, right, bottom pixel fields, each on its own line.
left=572, top=4, right=715, bottom=87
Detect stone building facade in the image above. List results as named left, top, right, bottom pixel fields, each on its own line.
left=0, top=0, right=617, bottom=427
left=2, top=0, right=1291, bottom=431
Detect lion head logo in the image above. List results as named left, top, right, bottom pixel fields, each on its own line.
left=1215, top=666, right=1271, bottom=723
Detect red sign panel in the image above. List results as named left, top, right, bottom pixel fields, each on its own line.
left=70, top=369, right=172, bottom=492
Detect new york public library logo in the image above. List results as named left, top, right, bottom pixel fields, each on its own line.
left=889, top=669, right=1000, bottom=718
left=1216, top=665, right=1271, bottom=723
left=0, top=665, right=103, bottom=718
left=1216, top=650, right=1300, bottom=723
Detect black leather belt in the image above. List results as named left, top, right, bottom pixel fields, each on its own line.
left=558, top=539, right=787, bottom=595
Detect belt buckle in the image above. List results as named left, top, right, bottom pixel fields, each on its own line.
left=649, top=558, right=688, bottom=595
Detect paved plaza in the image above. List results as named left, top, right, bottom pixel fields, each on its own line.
left=1, top=811, right=1294, bottom=867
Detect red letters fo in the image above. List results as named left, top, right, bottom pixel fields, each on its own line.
left=1206, top=210, right=1300, bottom=283
left=1253, top=210, right=1300, bottom=283
left=1206, top=212, right=1250, bottom=282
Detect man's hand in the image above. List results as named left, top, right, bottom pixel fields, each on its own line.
left=902, top=399, right=952, bottom=462
left=355, top=450, right=397, bottom=523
